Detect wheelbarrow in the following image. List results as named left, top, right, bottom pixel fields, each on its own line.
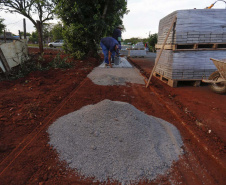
left=202, top=58, right=226, bottom=94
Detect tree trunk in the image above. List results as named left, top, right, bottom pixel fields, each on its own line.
left=36, top=21, right=44, bottom=53
left=102, top=0, right=110, bottom=19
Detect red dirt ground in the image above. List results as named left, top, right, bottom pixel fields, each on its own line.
left=129, top=57, right=226, bottom=143
left=0, top=49, right=225, bottom=185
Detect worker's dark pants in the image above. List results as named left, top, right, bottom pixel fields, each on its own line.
left=111, top=42, right=121, bottom=62
left=100, top=42, right=115, bottom=64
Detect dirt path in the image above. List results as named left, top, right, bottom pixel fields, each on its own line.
left=0, top=50, right=225, bottom=184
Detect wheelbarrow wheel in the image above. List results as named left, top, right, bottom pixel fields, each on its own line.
left=208, top=71, right=226, bottom=94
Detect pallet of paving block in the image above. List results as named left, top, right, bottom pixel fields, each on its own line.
left=153, top=72, right=201, bottom=87
left=155, top=44, right=176, bottom=50
left=155, top=43, right=226, bottom=50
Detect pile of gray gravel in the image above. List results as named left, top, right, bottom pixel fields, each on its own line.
left=87, top=68, right=145, bottom=86
left=48, top=100, right=183, bottom=184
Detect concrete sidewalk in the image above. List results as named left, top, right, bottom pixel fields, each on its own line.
left=88, top=57, right=145, bottom=86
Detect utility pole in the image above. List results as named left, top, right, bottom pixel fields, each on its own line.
left=23, top=18, right=26, bottom=39
left=149, top=31, right=151, bottom=37
left=4, top=30, right=6, bottom=43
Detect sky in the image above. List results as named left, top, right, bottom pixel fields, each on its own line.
left=1, top=0, right=226, bottom=39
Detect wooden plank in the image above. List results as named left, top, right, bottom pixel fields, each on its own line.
left=4, top=30, right=6, bottom=43
left=146, top=16, right=177, bottom=88
left=193, top=44, right=198, bottom=49
left=155, top=44, right=175, bottom=50
left=153, top=72, right=178, bottom=87
left=164, top=45, right=174, bottom=50
left=156, top=43, right=226, bottom=51
left=175, top=48, right=226, bottom=51
left=168, top=78, right=178, bottom=87
left=213, top=44, right=218, bottom=49
left=172, top=45, right=177, bottom=50
left=19, top=30, right=22, bottom=39
left=153, top=72, right=202, bottom=88
left=0, top=48, right=11, bottom=72
left=23, top=18, right=27, bottom=39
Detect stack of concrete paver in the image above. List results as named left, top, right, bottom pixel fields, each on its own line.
left=130, top=50, right=146, bottom=57
left=134, top=42, right=145, bottom=49
left=157, top=9, right=226, bottom=45
left=120, top=50, right=129, bottom=56
left=155, top=9, right=226, bottom=81
left=155, top=50, right=224, bottom=79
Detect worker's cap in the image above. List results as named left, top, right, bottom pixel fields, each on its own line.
left=117, top=25, right=123, bottom=29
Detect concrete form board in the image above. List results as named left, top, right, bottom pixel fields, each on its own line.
left=0, top=59, right=5, bottom=72
left=0, top=40, right=28, bottom=72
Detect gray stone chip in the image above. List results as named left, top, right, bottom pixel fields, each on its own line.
left=48, top=100, right=183, bottom=184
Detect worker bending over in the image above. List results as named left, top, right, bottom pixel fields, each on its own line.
left=100, top=37, right=119, bottom=67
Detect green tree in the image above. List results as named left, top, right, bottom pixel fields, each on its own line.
left=56, top=0, right=128, bottom=59
left=42, top=23, right=53, bottom=43
left=0, top=17, right=5, bottom=34
left=124, top=38, right=143, bottom=45
left=0, top=0, right=56, bottom=52
left=19, top=32, right=31, bottom=36
left=29, top=31, right=38, bottom=43
left=147, top=33, right=158, bottom=52
left=51, top=23, right=63, bottom=41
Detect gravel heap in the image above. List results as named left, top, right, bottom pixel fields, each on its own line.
left=87, top=68, right=145, bottom=86
left=48, top=100, right=183, bottom=184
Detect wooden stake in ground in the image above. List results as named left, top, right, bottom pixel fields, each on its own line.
left=23, top=18, right=27, bottom=40
left=0, top=48, right=10, bottom=73
left=4, top=30, right=6, bottom=43
left=19, top=30, right=22, bottom=39
left=146, top=16, right=177, bottom=88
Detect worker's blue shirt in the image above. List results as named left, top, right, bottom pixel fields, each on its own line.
left=100, top=37, right=119, bottom=53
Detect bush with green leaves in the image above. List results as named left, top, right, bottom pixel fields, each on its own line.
left=56, top=0, right=128, bottom=59
left=7, top=58, right=47, bottom=80
left=147, top=33, right=158, bottom=52
left=1, top=53, right=72, bottom=81
left=0, top=17, right=5, bottom=35
left=48, top=53, right=72, bottom=69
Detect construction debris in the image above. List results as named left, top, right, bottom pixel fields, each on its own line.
left=0, top=40, right=28, bottom=73
left=48, top=100, right=183, bottom=184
